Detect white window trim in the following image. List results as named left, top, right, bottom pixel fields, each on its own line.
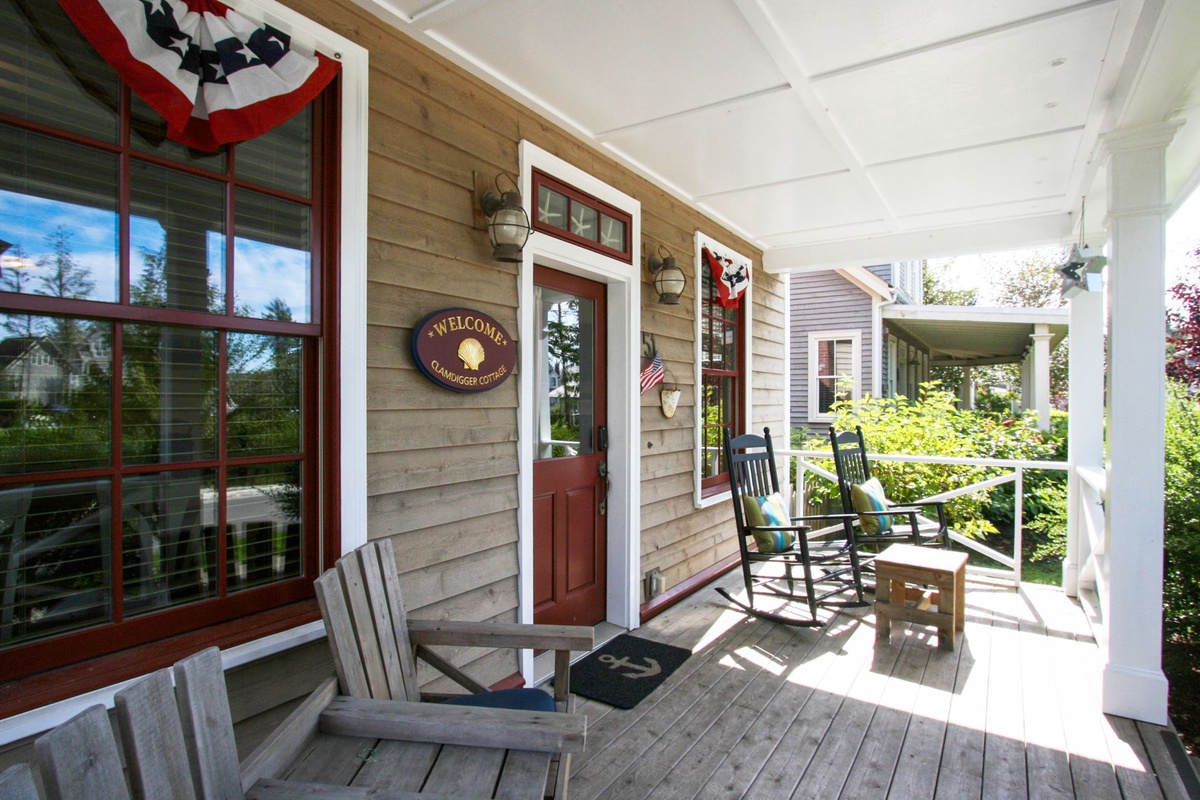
left=516, top=142, right=643, bottom=678
left=807, top=330, right=862, bottom=423
left=693, top=232, right=753, bottom=509
left=0, top=0, right=369, bottom=747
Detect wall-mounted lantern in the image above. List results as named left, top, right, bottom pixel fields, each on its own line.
left=479, top=173, right=531, bottom=263
left=647, top=246, right=686, bottom=305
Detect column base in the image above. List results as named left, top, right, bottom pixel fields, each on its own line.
left=1102, top=661, right=1169, bottom=724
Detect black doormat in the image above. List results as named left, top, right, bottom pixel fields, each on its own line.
left=569, top=634, right=691, bottom=710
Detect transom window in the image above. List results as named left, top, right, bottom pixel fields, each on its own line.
left=0, top=0, right=335, bottom=686
left=532, top=170, right=631, bottom=262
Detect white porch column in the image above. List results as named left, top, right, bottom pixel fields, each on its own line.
left=960, top=366, right=974, bottom=410
left=1030, top=324, right=1052, bottom=430
left=1100, top=121, right=1180, bottom=725
left=1064, top=288, right=1104, bottom=597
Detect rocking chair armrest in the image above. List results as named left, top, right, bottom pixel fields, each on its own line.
left=407, top=620, right=594, bottom=652
left=319, top=695, right=587, bottom=754
left=788, top=512, right=858, bottom=523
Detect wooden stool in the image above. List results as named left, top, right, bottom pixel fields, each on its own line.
left=874, top=544, right=969, bottom=651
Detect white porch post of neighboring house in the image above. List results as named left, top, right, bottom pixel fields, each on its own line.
left=1099, top=120, right=1180, bottom=725
left=960, top=365, right=974, bottom=410
left=1030, top=323, right=1052, bottom=430
left=1063, top=286, right=1104, bottom=598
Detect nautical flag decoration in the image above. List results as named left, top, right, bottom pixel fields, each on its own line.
left=640, top=351, right=665, bottom=394
left=702, top=246, right=750, bottom=309
left=58, top=0, right=341, bottom=152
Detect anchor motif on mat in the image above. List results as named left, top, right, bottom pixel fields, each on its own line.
left=598, top=654, right=661, bottom=679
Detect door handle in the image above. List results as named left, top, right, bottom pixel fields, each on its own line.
left=598, top=461, right=611, bottom=515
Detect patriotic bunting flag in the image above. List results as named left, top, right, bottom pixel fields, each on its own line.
left=58, top=0, right=340, bottom=151
left=640, top=351, right=664, bottom=394
left=702, top=246, right=750, bottom=309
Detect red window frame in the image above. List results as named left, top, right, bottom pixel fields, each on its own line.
left=0, top=74, right=341, bottom=710
left=700, top=268, right=744, bottom=496
left=532, top=170, right=632, bottom=263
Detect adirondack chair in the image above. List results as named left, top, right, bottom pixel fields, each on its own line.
left=719, top=428, right=867, bottom=627
left=34, top=705, right=131, bottom=800
left=111, top=646, right=585, bottom=800
left=315, top=539, right=593, bottom=797
left=0, top=764, right=40, bottom=800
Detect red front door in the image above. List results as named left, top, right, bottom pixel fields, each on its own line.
left=533, top=267, right=608, bottom=627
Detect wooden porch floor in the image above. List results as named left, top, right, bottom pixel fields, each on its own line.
left=567, top=569, right=1197, bottom=800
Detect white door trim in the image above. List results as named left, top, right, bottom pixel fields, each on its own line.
left=516, top=142, right=641, bottom=683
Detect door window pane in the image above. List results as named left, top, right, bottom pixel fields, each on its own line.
left=234, top=190, right=311, bottom=322
left=227, top=463, right=302, bottom=591
left=123, top=469, right=218, bottom=616
left=0, top=313, right=112, bottom=474
left=130, top=163, right=226, bottom=313
left=536, top=286, right=595, bottom=459
left=0, top=479, right=111, bottom=646
left=122, top=324, right=218, bottom=465
left=0, top=127, right=120, bottom=302
left=227, top=333, right=303, bottom=458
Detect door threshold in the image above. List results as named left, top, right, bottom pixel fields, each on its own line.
left=532, top=620, right=624, bottom=687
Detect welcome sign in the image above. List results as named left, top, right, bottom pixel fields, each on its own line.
left=412, top=308, right=517, bottom=393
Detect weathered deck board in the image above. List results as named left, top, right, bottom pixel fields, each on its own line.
left=568, top=572, right=1197, bottom=800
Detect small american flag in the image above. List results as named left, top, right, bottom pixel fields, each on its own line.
left=640, top=351, right=665, bottom=394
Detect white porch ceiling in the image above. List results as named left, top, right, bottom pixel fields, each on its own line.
left=882, top=305, right=1069, bottom=365
left=357, top=0, right=1200, bottom=271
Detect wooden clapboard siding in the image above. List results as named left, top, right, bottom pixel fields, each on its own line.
left=790, top=270, right=874, bottom=431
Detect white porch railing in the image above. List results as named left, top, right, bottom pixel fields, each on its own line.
left=782, top=449, right=1069, bottom=585
left=1073, top=464, right=1108, bottom=610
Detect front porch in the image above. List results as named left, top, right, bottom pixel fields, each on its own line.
left=568, top=568, right=1197, bottom=800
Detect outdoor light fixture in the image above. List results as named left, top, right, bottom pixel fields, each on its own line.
left=648, top=246, right=686, bottom=305
left=479, top=173, right=530, bottom=263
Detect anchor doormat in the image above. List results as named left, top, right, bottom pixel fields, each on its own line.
left=569, top=634, right=691, bottom=710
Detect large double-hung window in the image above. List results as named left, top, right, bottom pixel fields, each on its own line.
left=0, top=0, right=337, bottom=695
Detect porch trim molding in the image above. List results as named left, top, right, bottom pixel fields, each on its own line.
left=516, top=141, right=643, bottom=686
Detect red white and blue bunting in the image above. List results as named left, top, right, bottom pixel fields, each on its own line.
left=702, top=245, right=751, bottom=309
left=58, top=0, right=340, bottom=151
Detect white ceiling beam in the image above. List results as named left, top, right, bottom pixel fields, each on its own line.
left=732, top=0, right=900, bottom=234
left=763, top=213, right=1076, bottom=273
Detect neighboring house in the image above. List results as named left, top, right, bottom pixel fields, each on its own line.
left=790, top=261, right=1067, bottom=432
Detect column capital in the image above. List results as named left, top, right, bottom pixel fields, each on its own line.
left=1101, top=120, right=1183, bottom=156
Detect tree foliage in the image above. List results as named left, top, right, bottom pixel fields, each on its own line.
left=1167, top=254, right=1200, bottom=391
left=1165, top=379, right=1200, bottom=641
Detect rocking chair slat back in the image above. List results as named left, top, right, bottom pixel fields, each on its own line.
left=831, top=427, right=871, bottom=509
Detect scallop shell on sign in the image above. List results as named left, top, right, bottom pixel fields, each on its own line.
left=458, top=337, right=486, bottom=370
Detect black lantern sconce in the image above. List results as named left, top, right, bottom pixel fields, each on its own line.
left=647, top=245, right=686, bottom=305
left=479, top=173, right=531, bottom=263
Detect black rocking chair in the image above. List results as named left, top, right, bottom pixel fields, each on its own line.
left=830, top=425, right=950, bottom=554
left=718, top=428, right=867, bottom=627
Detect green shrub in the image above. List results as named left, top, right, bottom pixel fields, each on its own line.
left=1165, top=380, right=1200, bottom=642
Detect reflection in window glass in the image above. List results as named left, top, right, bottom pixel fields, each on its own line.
left=227, top=333, right=303, bottom=458
left=123, top=469, right=218, bottom=615
left=0, top=479, right=112, bottom=645
left=122, top=325, right=217, bottom=465
left=130, top=162, right=226, bottom=313
left=0, top=314, right=112, bottom=475
left=571, top=204, right=598, bottom=241
left=0, top=127, right=120, bottom=303
left=236, top=105, right=312, bottom=197
left=702, top=375, right=734, bottom=479
left=600, top=214, right=626, bottom=251
left=234, top=190, right=311, bottom=322
left=535, top=286, right=595, bottom=459
left=130, top=95, right=226, bottom=173
left=0, top=0, right=118, bottom=141
left=227, top=463, right=302, bottom=591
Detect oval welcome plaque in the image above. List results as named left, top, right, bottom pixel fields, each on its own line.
left=412, top=308, right=517, bottom=393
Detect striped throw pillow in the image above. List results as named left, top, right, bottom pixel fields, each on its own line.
left=850, top=477, right=893, bottom=535
left=741, top=492, right=794, bottom=553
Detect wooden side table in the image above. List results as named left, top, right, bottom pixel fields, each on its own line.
left=874, top=544, right=969, bottom=651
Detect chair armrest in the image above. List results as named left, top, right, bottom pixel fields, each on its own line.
left=408, top=620, right=594, bottom=652
left=319, top=696, right=587, bottom=754
left=241, top=676, right=339, bottom=792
